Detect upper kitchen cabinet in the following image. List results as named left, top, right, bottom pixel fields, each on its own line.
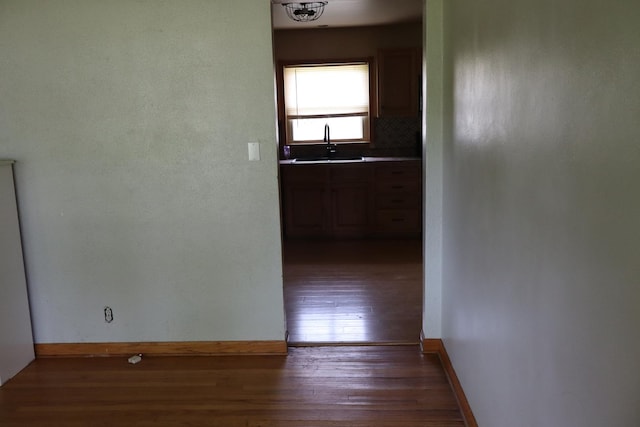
left=377, top=48, right=421, bottom=117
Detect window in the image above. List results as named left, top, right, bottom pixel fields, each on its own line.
left=283, top=61, right=371, bottom=144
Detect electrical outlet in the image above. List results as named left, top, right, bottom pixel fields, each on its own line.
left=104, top=306, right=114, bottom=323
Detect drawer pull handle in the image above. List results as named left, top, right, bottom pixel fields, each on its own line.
left=392, top=199, right=403, bottom=203
left=392, top=218, right=405, bottom=223
left=391, top=185, right=405, bottom=189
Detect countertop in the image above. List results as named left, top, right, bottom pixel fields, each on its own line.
left=279, top=156, right=420, bottom=165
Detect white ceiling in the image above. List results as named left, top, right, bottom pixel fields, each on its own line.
left=271, top=0, right=423, bottom=30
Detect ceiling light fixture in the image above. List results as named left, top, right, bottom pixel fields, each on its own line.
left=282, top=2, right=328, bottom=22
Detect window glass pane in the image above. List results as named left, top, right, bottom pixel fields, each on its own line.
left=290, top=117, right=365, bottom=142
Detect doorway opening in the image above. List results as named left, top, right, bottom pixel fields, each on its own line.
left=271, top=0, right=425, bottom=345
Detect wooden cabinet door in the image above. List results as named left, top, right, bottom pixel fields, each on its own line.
left=377, top=48, right=420, bottom=117
left=281, top=165, right=330, bottom=238
left=281, top=163, right=372, bottom=239
left=284, top=184, right=327, bottom=237
left=330, top=184, right=369, bottom=238
left=329, top=164, right=371, bottom=238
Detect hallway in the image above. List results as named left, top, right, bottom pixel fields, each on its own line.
left=283, top=239, right=423, bottom=344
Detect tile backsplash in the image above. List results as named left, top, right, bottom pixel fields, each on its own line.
left=373, top=116, right=421, bottom=150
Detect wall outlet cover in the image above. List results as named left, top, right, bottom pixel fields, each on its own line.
left=248, top=142, right=260, bottom=161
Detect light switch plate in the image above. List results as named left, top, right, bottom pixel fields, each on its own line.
left=248, top=142, right=260, bottom=161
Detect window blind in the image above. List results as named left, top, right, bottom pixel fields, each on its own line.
left=284, top=63, right=369, bottom=118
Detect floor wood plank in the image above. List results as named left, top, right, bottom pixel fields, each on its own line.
left=0, top=346, right=464, bottom=426
left=283, top=239, right=423, bottom=344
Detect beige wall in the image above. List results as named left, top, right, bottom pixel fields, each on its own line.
left=437, top=0, right=640, bottom=425
left=0, top=0, right=285, bottom=344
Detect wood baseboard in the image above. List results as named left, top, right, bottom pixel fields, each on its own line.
left=35, top=340, right=288, bottom=358
left=420, top=332, right=444, bottom=353
left=421, top=332, right=478, bottom=427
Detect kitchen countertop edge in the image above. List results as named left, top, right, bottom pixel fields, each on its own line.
left=279, top=156, right=421, bottom=165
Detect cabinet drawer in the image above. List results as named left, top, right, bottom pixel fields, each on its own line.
left=375, top=209, right=421, bottom=233
left=376, top=181, right=420, bottom=193
left=376, top=192, right=420, bottom=209
left=375, top=163, right=421, bottom=182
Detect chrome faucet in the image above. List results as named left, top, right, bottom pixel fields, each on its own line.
left=324, top=123, right=337, bottom=157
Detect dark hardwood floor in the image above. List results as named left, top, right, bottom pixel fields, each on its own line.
left=0, top=346, right=465, bottom=426
left=283, top=239, right=423, bottom=344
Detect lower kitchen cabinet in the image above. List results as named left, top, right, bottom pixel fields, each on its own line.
left=281, top=165, right=328, bottom=238
left=281, top=163, right=370, bottom=239
left=372, top=161, right=422, bottom=236
left=280, top=160, right=421, bottom=239
left=285, top=184, right=327, bottom=237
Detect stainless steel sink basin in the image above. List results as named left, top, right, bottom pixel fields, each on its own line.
left=292, top=156, right=365, bottom=163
